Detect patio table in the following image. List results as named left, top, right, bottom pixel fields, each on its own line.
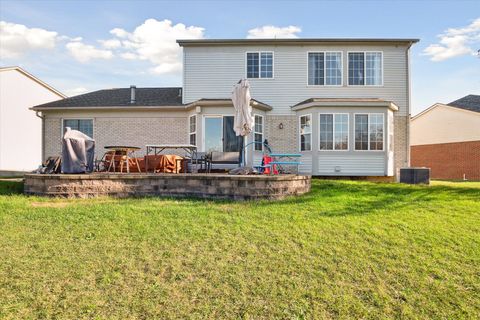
left=145, top=144, right=198, bottom=173
left=104, top=146, right=141, bottom=173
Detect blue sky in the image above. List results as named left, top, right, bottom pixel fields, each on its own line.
left=1, top=0, right=479, bottom=115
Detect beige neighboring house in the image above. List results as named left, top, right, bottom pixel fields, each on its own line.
left=411, top=95, right=480, bottom=180
left=0, top=66, right=66, bottom=172
left=32, top=38, right=418, bottom=178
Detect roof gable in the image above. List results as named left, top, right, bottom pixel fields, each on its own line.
left=0, top=66, right=66, bottom=98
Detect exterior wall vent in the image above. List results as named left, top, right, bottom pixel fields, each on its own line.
left=130, top=85, right=136, bottom=104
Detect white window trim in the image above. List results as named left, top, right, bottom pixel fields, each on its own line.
left=347, top=51, right=384, bottom=87
left=306, top=51, right=343, bottom=87
left=253, top=114, right=264, bottom=151
left=61, top=117, right=94, bottom=138
left=318, top=113, right=349, bottom=151
left=188, top=114, right=197, bottom=146
left=353, top=113, right=385, bottom=152
left=245, top=51, right=275, bottom=79
left=299, top=114, right=312, bottom=152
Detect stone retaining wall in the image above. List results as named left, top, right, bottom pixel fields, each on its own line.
left=24, top=173, right=311, bottom=200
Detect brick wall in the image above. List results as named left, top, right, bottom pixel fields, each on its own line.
left=265, top=115, right=298, bottom=154
left=44, top=117, right=62, bottom=159
left=394, top=115, right=409, bottom=175
left=411, top=140, right=480, bottom=180
left=43, top=115, right=187, bottom=160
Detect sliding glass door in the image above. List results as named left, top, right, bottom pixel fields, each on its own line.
left=204, top=116, right=243, bottom=153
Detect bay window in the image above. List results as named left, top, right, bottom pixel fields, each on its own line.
left=355, top=113, right=384, bottom=151
left=319, top=114, right=349, bottom=150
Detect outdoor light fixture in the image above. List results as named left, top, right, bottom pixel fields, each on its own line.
left=278, top=123, right=284, bottom=129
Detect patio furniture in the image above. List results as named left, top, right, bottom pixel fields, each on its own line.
left=266, top=153, right=302, bottom=174
left=156, top=154, right=184, bottom=173
left=189, top=152, right=208, bottom=172
left=206, top=151, right=241, bottom=173
left=103, top=146, right=141, bottom=173
left=145, top=144, right=198, bottom=172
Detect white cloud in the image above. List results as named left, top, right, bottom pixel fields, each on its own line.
left=247, top=25, right=301, bottom=39
left=66, top=41, right=113, bottom=63
left=99, top=38, right=121, bottom=49
left=120, top=52, right=138, bottom=60
left=423, top=18, right=480, bottom=61
left=0, top=21, right=58, bottom=59
left=104, top=19, right=205, bottom=74
left=64, top=87, right=89, bottom=97
left=110, top=28, right=129, bottom=38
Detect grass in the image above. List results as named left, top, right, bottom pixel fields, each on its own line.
left=0, top=179, right=479, bottom=319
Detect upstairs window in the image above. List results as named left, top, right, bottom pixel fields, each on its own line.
left=189, top=115, right=196, bottom=146
left=319, top=113, right=349, bottom=150
left=299, top=115, right=312, bottom=151
left=247, top=52, right=273, bottom=78
left=348, top=52, right=383, bottom=86
left=63, top=119, right=93, bottom=138
left=254, top=115, right=263, bottom=151
left=355, top=113, right=384, bottom=151
left=308, top=52, right=342, bottom=85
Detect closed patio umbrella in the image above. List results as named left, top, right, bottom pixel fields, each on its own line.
left=232, top=79, right=253, bottom=137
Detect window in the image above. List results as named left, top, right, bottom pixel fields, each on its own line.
left=348, top=53, right=365, bottom=85
left=308, top=53, right=324, bottom=85
left=348, top=52, right=383, bottom=86
left=308, top=52, right=342, bottom=85
left=189, top=115, right=196, bottom=146
left=300, top=115, right=312, bottom=151
left=63, top=119, right=93, bottom=137
left=369, top=114, right=384, bottom=150
left=355, top=114, right=384, bottom=151
left=254, top=115, right=263, bottom=151
left=319, top=114, right=349, bottom=150
left=247, top=52, right=273, bottom=78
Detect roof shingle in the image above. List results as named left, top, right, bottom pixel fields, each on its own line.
left=33, top=87, right=183, bottom=109
left=447, top=95, right=480, bottom=113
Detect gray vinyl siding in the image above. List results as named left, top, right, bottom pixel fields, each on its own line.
left=317, top=154, right=385, bottom=176
left=183, top=44, right=409, bottom=116
left=299, top=154, right=313, bottom=174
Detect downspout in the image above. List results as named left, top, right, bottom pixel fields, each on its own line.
left=35, top=111, right=45, bottom=162
left=405, top=43, right=412, bottom=167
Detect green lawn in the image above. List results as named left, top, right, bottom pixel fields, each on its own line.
left=0, top=179, right=479, bottom=319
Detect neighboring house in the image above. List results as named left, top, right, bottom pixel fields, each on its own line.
left=0, top=66, right=66, bottom=172
left=411, top=95, right=480, bottom=180
left=32, top=38, right=418, bottom=178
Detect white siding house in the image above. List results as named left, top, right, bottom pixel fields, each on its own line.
left=0, top=67, right=65, bottom=172
left=178, top=39, right=417, bottom=177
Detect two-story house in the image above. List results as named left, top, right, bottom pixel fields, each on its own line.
left=32, top=38, right=418, bottom=178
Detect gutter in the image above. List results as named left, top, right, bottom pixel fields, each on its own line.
left=31, top=100, right=273, bottom=112
left=35, top=111, right=45, bottom=162
left=405, top=41, right=415, bottom=167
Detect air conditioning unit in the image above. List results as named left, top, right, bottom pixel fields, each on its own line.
left=400, top=167, right=430, bottom=184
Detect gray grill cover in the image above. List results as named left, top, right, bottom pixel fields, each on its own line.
left=61, top=127, right=95, bottom=173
